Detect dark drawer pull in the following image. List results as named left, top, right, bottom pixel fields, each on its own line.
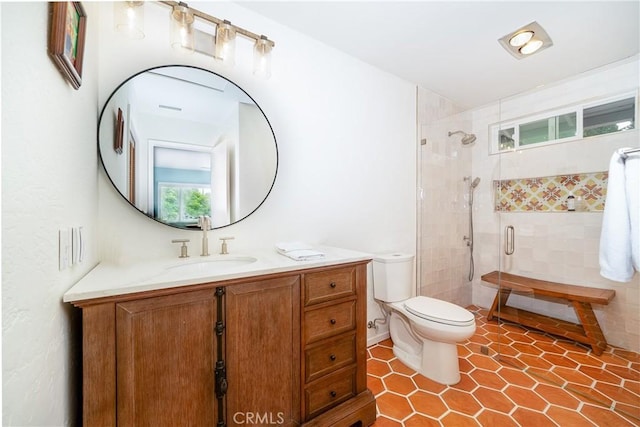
left=330, top=281, right=337, bottom=288
left=330, top=318, right=337, bottom=325
left=329, top=390, right=337, bottom=398
left=329, top=354, right=336, bottom=361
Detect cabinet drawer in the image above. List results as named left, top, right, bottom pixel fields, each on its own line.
left=305, top=367, right=356, bottom=420
left=304, top=300, right=356, bottom=344
left=305, top=332, right=356, bottom=383
left=304, top=267, right=356, bottom=306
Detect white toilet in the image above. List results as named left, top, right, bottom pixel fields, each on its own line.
left=372, top=253, right=476, bottom=385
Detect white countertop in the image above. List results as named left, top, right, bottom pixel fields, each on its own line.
left=63, top=246, right=372, bottom=303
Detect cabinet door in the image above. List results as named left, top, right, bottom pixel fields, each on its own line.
left=226, top=276, right=301, bottom=427
left=116, top=289, right=217, bottom=426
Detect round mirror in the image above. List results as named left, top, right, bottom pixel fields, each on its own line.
left=98, top=65, right=278, bottom=230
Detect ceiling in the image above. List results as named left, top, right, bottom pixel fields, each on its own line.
left=239, top=1, right=640, bottom=110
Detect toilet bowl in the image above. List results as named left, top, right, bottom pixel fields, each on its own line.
left=372, top=253, right=476, bottom=385
left=388, top=296, right=475, bottom=385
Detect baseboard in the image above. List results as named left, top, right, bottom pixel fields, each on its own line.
left=367, top=331, right=390, bottom=347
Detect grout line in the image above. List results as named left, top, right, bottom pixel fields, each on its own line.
left=368, top=317, right=640, bottom=427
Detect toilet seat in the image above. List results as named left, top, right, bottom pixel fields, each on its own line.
left=403, top=296, right=475, bottom=327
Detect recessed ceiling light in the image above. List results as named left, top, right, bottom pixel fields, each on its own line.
left=509, top=31, right=534, bottom=47
left=499, top=21, right=553, bottom=60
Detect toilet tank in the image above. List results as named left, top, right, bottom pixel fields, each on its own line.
left=372, top=253, right=414, bottom=302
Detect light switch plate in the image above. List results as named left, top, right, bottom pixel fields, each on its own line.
left=72, top=226, right=84, bottom=264
left=59, top=228, right=71, bottom=270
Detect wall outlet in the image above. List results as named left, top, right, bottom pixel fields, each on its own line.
left=59, top=228, right=71, bottom=271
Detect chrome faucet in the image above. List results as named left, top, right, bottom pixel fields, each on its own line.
left=198, top=215, right=212, bottom=256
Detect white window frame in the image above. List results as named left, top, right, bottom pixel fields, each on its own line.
left=489, top=90, right=638, bottom=155
left=157, top=182, right=212, bottom=224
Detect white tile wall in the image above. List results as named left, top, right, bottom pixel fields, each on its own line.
left=417, top=87, right=473, bottom=307
left=470, top=58, right=640, bottom=352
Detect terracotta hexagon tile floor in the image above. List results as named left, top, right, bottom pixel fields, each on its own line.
left=368, top=306, right=640, bottom=426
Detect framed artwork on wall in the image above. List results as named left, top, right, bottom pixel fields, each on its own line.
left=114, top=108, right=124, bottom=154
left=48, top=2, right=87, bottom=90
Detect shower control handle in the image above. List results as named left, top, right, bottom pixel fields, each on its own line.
left=505, top=226, right=515, bottom=255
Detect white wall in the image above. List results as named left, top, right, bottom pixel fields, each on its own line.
left=2, top=2, right=99, bottom=425
left=2, top=2, right=414, bottom=424
left=417, top=87, right=473, bottom=308
left=96, top=3, right=416, bottom=354
left=470, top=58, right=640, bottom=352
left=1, top=2, right=415, bottom=425
left=97, top=2, right=416, bottom=262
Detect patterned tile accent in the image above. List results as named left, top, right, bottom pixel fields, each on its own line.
left=494, top=172, right=608, bottom=212
left=368, top=306, right=640, bottom=426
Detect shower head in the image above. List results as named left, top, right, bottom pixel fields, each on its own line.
left=448, top=130, right=477, bottom=145
left=471, top=177, right=481, bottom=189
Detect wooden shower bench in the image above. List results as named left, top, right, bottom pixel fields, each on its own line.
left=480, top=271, right=615, bottom=355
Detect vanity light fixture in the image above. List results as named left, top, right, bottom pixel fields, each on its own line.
left=499, top=21, right=553, bottom=59
left=114, top=1, right=145, bottom=39
left=169, top=2, right=195, bottom=53
left=253, top=36, right=273, bottom=78
left=215, top=20, right=237, bottom=66
left=150, top=1, right=275, bottom=76
left=116, top=2, right=275, bottom=76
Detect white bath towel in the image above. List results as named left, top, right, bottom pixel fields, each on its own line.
left=599, top=148, right=638, bottom=282
left=275, top=242, right=325, bottom=261
left=275, top=241, right=312, bottom=253
left=625, top=151, right=639, bottom=272
left=279, top=249, right=326, bottom=261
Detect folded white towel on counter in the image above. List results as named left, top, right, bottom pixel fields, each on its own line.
left=275, top=242, right=325, bottom=261
left=275, top=241, right=313, bottom=253
left=599, top=148, right=637, bottom=282
left=279, top=249, right=326, bottom=261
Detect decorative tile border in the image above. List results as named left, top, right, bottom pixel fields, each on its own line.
left=494, top=171, right=608, bottom=212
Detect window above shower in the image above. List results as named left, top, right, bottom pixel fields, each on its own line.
left=489, top=91, right=637, bottom=154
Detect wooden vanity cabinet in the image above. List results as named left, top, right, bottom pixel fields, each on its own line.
left=73, top=261, right=375, bottom=427
left=225, top=275, right=301, bottom=427
left=79, top=288, right=219, bottom=426
left=300, top=264, right=376, bottom=426
left=116, top=289, right=218, bottom=426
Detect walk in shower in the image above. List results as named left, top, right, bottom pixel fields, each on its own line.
left=416, top=57, right=640, bottom=424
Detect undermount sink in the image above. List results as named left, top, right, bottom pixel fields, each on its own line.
left=165, top=256, right=258, bottom=275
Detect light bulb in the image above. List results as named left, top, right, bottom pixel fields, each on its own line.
left=170, top=4, right=194, bottom=53
left=509, top=30, right=534, bottom=47
left=215, top=21, right=236, bottom=66
left=253, top=36, right=272, bottom=79
left=114, top=1, right=144, bottom=39
left=519, top=39, right=543, bottom=55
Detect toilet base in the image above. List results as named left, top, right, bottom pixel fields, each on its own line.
left=420, top=339, right=461, bottom=385
left=391, top=339, right=461, bottom=385
left=389, top=311, right=464, bottom=385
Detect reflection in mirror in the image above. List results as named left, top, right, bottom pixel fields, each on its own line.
left=99, top=66, right=278, bottom=229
